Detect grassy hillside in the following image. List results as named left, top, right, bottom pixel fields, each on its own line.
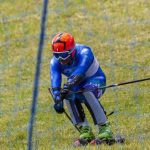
left=0, top=0, right=149, bottom=149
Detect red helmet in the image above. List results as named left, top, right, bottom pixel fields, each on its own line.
left=52, top=32, right=76, bottom=64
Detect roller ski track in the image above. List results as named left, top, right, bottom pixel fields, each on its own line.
left=73, top=135, right=125, bottom=147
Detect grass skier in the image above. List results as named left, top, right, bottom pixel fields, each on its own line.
left=49, top=32, right=113, bottom=145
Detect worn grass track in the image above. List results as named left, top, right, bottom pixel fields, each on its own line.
left=0, top=0, right=149, bottom=149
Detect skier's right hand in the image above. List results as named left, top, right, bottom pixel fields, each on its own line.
left=52, top=90, right=62, bottom=104
left=54, top=102, right=64, bottom=114
left=52, top=90, right=64, bottom=114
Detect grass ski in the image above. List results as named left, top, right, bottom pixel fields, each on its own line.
left=73, top=139, right=91, bottom=147
left=90, top=135, right=125, bottom=145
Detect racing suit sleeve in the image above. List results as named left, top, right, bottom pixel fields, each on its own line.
left=50, top=59, right=64, bottom=113
left=50, top=58, right=62, bottom=89
left=50, top=58, right=63, bottom=102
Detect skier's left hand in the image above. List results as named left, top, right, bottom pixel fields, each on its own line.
left=60, top=87, right=69, bottom=99
left=66, top=74, right=84, bottom=89
left=63, top=74, right=84, bottom=91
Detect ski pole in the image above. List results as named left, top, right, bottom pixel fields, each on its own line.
left=70, top=77, right=150, bottom=94
left=63, top=110, right=81, bottom=133
left=48, top=88, right=80, bottom=133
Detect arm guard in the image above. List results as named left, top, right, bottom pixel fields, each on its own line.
left=50, top=87, right=62, bottom=103
left=64, top=74, right=84, bottom=90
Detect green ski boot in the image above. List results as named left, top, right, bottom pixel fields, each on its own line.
left=97, top=123, right=113, bottom=140
left=74, top=126, right=95, bottom=146
left=90, top=123, right=125, bottom=145
left=79, top=126, right=95, bottom=141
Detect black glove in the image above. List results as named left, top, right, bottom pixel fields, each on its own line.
left=64, top=74, right=84, bottom=90
left=53, top=102, right=64, bottom=114
left=60, top=88, right=69, bottom=99
left=51, top=88, right=64, bottom=114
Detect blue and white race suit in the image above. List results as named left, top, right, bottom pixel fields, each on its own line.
left=50, top=44, right=107, bottom=125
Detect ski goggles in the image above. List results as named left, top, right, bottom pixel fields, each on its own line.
left=53, top=48, right=75, bottom=61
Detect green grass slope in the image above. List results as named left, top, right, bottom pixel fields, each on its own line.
left=0, top=0, right=149, bottom=149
